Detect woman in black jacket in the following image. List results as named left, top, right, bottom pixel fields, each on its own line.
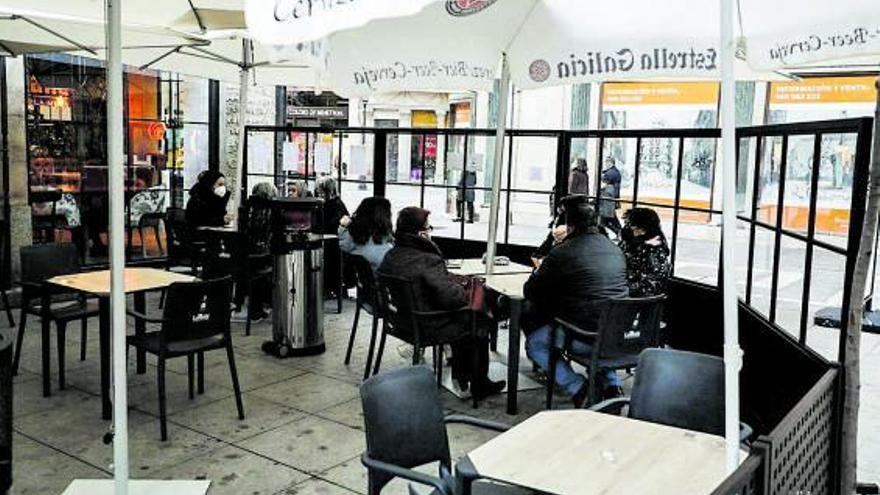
left=378, top=207, right=505, bottom=399
left=185, top=170, right=231, bottom=229
left=618, top=208, right=671, bottom=297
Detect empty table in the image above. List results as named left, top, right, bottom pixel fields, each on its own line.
left=461, top=410, right=743, bottom=494
left=47, top=268, right=196, bottom=419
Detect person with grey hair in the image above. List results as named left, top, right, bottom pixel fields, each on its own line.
left=251, top=181, right=278, bottom=200
left=315, top=176, right=350, bottom=299
left=287, top=179, right=310, bottom=198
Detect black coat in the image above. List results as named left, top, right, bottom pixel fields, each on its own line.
left=378, top=234, right=472, bottom=343
left=185, top=189, right=229, bottom=229
left=524, top=231, right=629, bottom=332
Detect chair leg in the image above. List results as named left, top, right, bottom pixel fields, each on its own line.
left=80, top=317, right=88, bottom=361
left=159, top=289, right=166, bottom=309
left=489, top=324, right=498, bottom=352
left=412, top=345, right=421, bottom=366
left=12, top=307, right=28, bottom=375
left=362, top=315, right=379, bottom=381
left=225, top=343, right=245, bottom=420
left=546, top=347, right=559, bottom=410
left=153, top=224, right=164, bottom=256
left=197, top=352, right=205, bottom=395
left=157, top=357, right=168, bottom=441
left=187, top=354, right=195, bottom=400
left=472, top=339, right=480, bottom=409
left=344, top=303, right=361, bottom=366
left=586, top=370, right=597, bottom=408
left=139, top=226, right=147, bottom=258
left=1, top=290, right=14, bottom=328
left=244, top=279, right=254, bottom=337
left=434, top=346, right=443, bottom=388
left=56, top=321, right=67, bottom=391
left=372, top=323, right=388, bottom=376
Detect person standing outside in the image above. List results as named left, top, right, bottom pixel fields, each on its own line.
left=599, top=157, right=622, bottom=236
left=454, top=170, right=477, bottom=223
left=568, top=157, right=590, bottom=195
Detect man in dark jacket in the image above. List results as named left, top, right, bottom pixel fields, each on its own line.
left=454, top=170, right=477, bottom=223
left=523, top=202, right=628, bottom=407
left=378, top=207, right=504, bottom=398
left=599, top=158, right=623, bottom=236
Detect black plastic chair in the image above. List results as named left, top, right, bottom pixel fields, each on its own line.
left=590, top=348, right=753, bottom=442
left=127, top=277, right=245, bottom=441
left=373, top=272, right=479, bottom=407
left=360, top=366, right=530, bottom=495
left=546, top=295, right=666, bottom=409
left=343, top=254, right=384, bottom=380
left=29, top=189, right=64, bottom=244
left=202, top=230, right=273, bottom=337
left=0, top=220, right=15, bottom=327
left=12, top=244, right=99, bottom=390
left=164, top=207, right=204, bottom=275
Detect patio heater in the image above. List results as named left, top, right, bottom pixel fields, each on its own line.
left=262, top=197, right=327, bottom=358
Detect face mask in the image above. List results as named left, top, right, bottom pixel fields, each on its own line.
left=213, top=185, right=227, bottom=198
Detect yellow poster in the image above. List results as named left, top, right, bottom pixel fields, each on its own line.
left=769, top=76, right=878, bottom=104
left=602, top=81, right=719, bottom=106
left=411, top=110, right=438, bottom=128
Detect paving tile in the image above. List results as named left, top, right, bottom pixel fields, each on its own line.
left=249, top=372, right=359, bottom=414
left=168, top=393, right=305, bottom=443
left=126, top=368, right=236, bottom=417
left=155, top=445, right=309, bottom=495
left=312, top=398, right=364, bottom=431
left=17, top=406, right=221, bottom=477
left=239, top=415, right=365, bottom=474
left=274, top=477, right=360, bottom=495
left=11, top=432, right=109, bottom=495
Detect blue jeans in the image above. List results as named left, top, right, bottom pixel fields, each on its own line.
left=526, top=324, right=621, bottom=396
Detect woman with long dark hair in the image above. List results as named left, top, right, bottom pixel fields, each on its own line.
left=339, top=197, right=393, bottom=272
left=618, top=207, right=671, bottom=297
left=185, top=170, right=231, bottom=229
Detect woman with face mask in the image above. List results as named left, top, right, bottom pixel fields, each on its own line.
left=185, top=170, right=232, bottom=229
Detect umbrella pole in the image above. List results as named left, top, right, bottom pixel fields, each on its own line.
left=233, top=39, right=252, bottom=218
left=485, top=53, right=511, bottom=276
left=105, top=0, right=129, bottom=493
left=720, top=0, right=742, bottom=474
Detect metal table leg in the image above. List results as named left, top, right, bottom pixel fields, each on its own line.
left=506, top=298, right=521, bottom=415
left=99, top=297, right=111, bottom=420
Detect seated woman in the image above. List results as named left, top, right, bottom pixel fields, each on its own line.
left=618, top=208, right=671, bottom=297
left=185, top=170, right=231, bottom=229
left=338, top=197, right=393, bottom=272
left=378, top=207, right=505, bottom=399
left=315, top=176, right=350, bottom=298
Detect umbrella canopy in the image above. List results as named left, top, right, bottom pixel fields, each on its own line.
left=0, top=11, right=206, bottom=56
left=249, top=0, right=880, bottom=94
left=0, top=0, right=245, bottom=32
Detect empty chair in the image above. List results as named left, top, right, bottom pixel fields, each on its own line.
left=343, top=254, right=384, bottom=380
left=127, top=277, right=245, bottom=440
left=164, top=207, right=205, bottom=275
left=13, top=244, right=99, bottom=391
left=360, top=366, right=532, bottom=495
left=547, top=295, right=665, bottom=409
left=590, top=348, right=752, bottom=441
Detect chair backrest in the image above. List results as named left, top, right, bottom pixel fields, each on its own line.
left=360, top=366, right=451, bottom=493
left=350, top=254, right=379, bottom=310
left=628, top=348, right=725, bottom=436
left=243, top=198, right=273, bottom=255
left=593, top=295, right=665, bottom=362
left=159, top=277, right=233, bottom=348
left=19, top=243, right=80, bottom=283
left=376, top=272, right=420, bottom=337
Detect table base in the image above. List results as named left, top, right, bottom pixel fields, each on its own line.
left=440, top=361, right=543, bottom=399
left=63, top=479, right=210, bottom=495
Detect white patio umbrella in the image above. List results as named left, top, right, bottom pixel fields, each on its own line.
left=0, top=0, right=245, bottom=32
left=246, top=0, right=880, bottom=478
left=0, top=10, right=206, bottom=56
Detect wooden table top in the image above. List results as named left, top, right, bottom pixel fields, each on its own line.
left=447, top=259, right=533, bottom=277
left=482, top=272, right=531, bottom=300
left=49, top=268, right=197, bottom=296
left=467, top=410, right=742, bottom=495
left=197, top=225, right=238, bottom=233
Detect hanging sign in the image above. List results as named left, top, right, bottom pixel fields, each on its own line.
left=769, top=76, right=878, bottom=104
